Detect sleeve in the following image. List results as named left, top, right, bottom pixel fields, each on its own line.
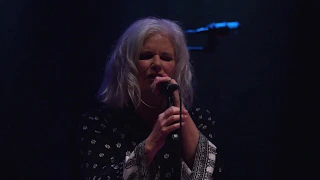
left=180, top=133, right=217, bottom=180
left=180, top=107, right=225, bottom=180
left=122, top=140, right=157, bottom=180
left=79, top=111, right=125, bottom=180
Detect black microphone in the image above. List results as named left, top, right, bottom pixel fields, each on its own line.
left=159, top=82, right=180, bottom=96
left=159, top=81, right=182, bottom=180
left=157, top=82, right=182, bottom=180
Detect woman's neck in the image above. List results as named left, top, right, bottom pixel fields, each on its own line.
left=136, top=96, right=167, bottom=128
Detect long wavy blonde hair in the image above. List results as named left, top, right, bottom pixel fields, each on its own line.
left=98, top=17, right=195, bottom=109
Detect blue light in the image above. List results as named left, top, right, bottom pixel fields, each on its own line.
left=210, top=22, right=239, bottom=29
left=186, top=21, right=240, bottom=33
left=187, top=46, right=204, bottom=50
left=226, top=22, right=239, bottom=29
left=186, top=27, right=209, bottom=33
left=196, top=27, right=209, bottom=32
left=207, top=22, right=215, bottom=28
left=186, top=30, right=197, bottom=33
left=214, top=22, right=227, bottom=28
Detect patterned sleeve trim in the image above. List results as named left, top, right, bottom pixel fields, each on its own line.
left=123, top=140, right=156, bottom=180
left=182, top=132, right=217, bottom=180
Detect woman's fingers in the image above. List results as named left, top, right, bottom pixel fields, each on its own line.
left=164, top=114, right=187, bottom=126
left=163, top=122, right=186, bottom=135
left=160, top=106, right=188, bottom=119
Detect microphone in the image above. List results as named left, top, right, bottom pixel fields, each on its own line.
left=159, top=82, right=179, bottom=96
left=158, top=81, right=181, bottom=180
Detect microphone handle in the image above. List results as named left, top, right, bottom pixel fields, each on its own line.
left=165, top=94, right=181, bottom=180
left=159, top=82, right=179, bottom=96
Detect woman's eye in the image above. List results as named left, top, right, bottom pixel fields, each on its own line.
left=161, top=56, right=173, bottom=61
left=139, top=52, right=154, bottom=60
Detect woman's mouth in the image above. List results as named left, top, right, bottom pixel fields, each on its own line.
left=147, top=74, right=162, bottom=80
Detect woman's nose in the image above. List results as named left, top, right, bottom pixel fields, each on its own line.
left=151, top=55, right=162, bottom=72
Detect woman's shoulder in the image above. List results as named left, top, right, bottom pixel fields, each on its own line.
left=78, top=105, right=129, bottom=141
left=80, top=103, right=134, bottom=128
left=189, top=102, right=219, bottom=140
left=189, top=103, right=214, bottom=122
left=81, top=106, right=110, bottom=123
left=79, top=106, right=111, bottom=134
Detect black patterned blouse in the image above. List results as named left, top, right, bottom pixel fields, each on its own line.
left=79, top=104, right=225, bottom=180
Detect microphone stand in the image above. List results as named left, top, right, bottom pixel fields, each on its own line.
left=166, top=91, right=182, bottom=179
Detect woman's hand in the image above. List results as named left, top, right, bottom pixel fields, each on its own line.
left=150, top=74, right=181, bottom=107
left=150, top=75, right=199, bottom=168
left=145, top=106, right=188, bottom=166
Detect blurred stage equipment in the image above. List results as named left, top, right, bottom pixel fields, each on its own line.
left=186, top=21, right=240, bottom=52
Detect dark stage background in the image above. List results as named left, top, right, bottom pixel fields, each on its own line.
left=2, top=0, right=310, bottom=179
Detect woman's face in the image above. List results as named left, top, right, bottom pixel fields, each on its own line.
left=136, top=34, right=176, bottom=93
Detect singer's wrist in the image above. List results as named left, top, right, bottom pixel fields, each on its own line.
left=145, top=139, right=157, bottom=167
left=182, top=120, right=199, bottom=168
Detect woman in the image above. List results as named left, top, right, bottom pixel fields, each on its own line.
left=79, top=17, right=224, bottom=179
